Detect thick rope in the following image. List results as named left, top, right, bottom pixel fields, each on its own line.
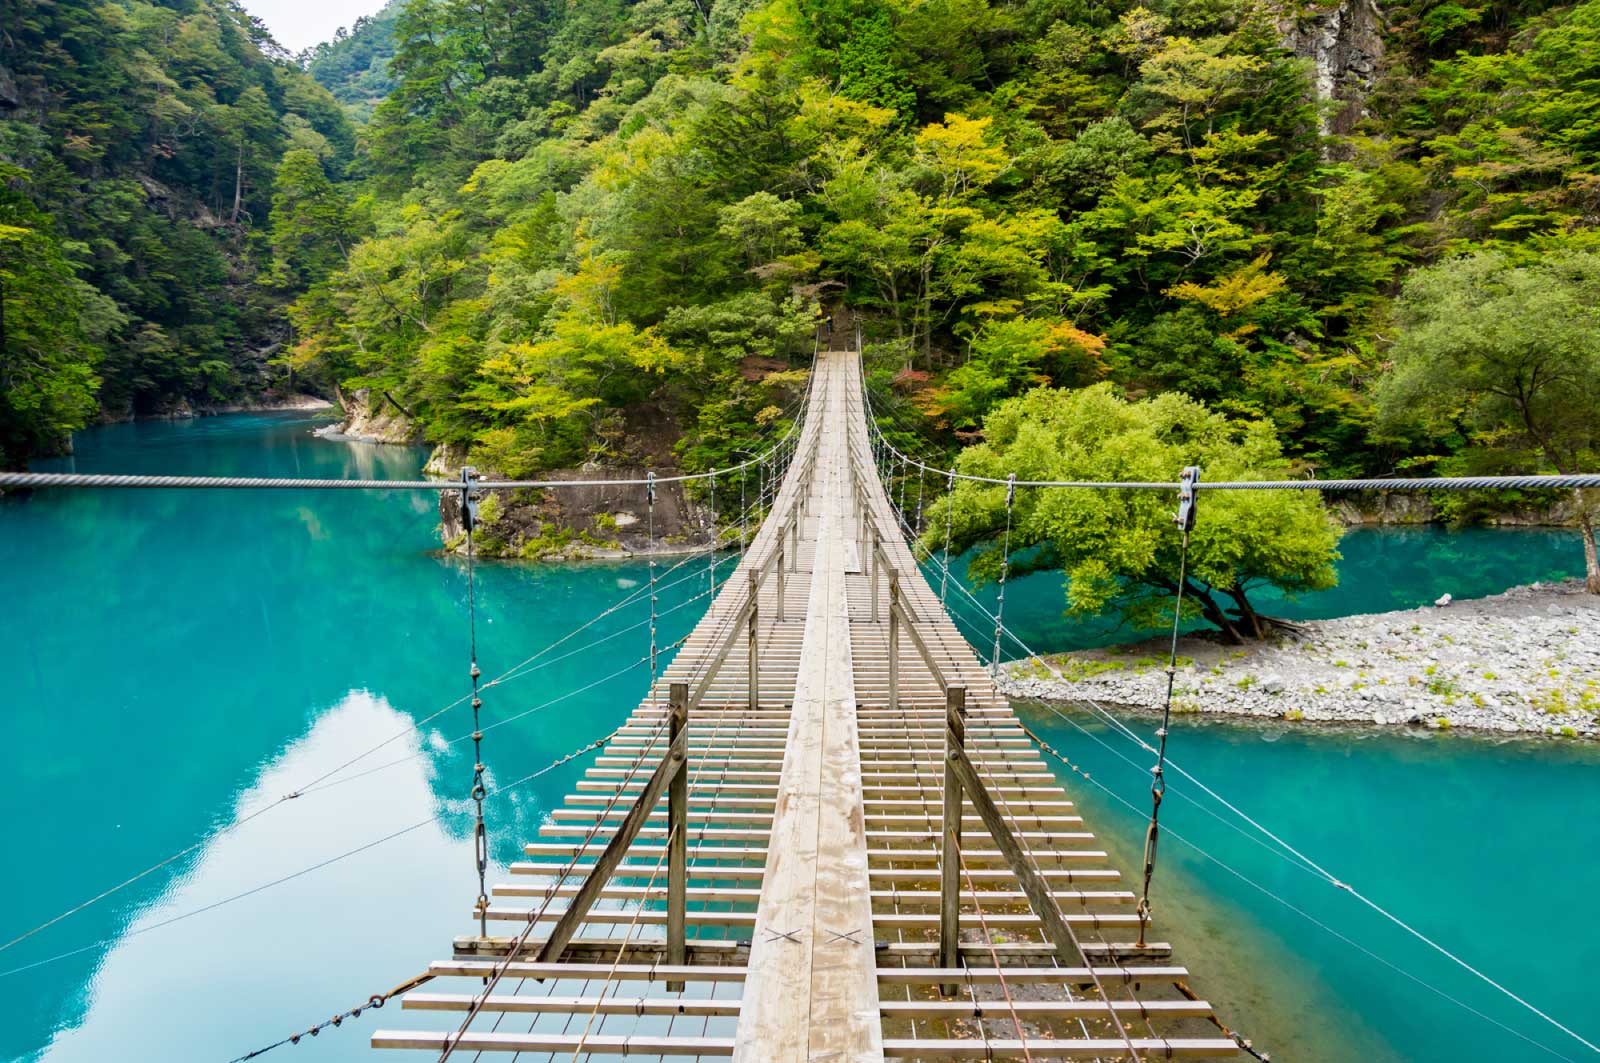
left=832, top=441, right=1600, bottom=493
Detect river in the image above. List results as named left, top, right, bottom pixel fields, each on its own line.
left=1, top=412, right=1595, bottom=1062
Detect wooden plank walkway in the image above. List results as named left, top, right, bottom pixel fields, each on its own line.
left=373, top=349, right=1239, bottom=1061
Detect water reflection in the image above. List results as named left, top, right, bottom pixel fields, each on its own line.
left=35, top=693, right=477, bottom=1063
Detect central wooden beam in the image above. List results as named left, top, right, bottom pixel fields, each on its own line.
left=733, top=367, right=883, bottom=1063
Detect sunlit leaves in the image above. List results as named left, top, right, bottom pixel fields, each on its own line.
left=926, top=384, right=1341, bottom=639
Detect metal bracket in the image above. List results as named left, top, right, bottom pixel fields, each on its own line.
left=1175, top=465, right=1200, bottom=531
left=460, top=466, right=480, bottom=533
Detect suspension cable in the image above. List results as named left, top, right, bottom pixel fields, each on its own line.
left=457, top=468, right=491, bottom=939
left=648, top=471, right=659, bottom=685
left=1135, top=466, right=1198, bottom=949
left=0, top=434, right=788, bottom=958
left=707, top=467, right=719, bottom=596
left=930, top=529, right=1600, bottom=1059
left=989, top=473, right=1015, bottom=677
left=914, top=464, right=925, bottom=537
left=939, top=470, right=955, bottom=606
left=225, top=971, right=435, bottom=1062
left=856, top=382, right=1598, bottom=1059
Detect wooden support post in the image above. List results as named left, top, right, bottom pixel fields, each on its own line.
left=533, top=729, right=687, bottom=969
left=887, top=568, right=900, bottom=712
left=789, top=515, right=799, bottom=571
left=870, top=533, right=880, bottom=623
left=776, top=545, right=787, bottom=622
left=947, top=746, right=1087, bottom=969
left=747, top=568, right=760, bottom=711
left=940, top=685, right=966, bottom=995
left=667, top=682, right=689, bottom=991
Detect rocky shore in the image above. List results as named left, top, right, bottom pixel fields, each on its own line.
left=999, top=581, right=1600, bottom=737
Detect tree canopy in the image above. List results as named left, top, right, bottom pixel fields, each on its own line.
left=927, top=384, right=1342, bottom=641
left=1375, top=250, right=1600, bottom=590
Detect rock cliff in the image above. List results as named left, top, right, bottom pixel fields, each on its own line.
left=1277, top=0, right=1386, bottom=137
left=315, top=387, right=422, bottom=445
left=437, top=462, right=716, bottom=560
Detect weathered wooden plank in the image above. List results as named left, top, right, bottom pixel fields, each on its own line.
left=372, top=1031, right=737, bottom=1054
left=403, top=992, right=742, bottom=1016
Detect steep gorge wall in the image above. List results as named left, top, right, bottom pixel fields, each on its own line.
left=1277, top=0, right=1386, bottom=136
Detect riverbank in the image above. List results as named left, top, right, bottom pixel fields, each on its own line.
left=99, top=393, right=333, bottom=424
left=999, top=580, right=1600, bottom=736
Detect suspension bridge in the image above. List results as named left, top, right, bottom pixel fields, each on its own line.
left=353, top=347, right=1242, bottom=1061
left=8, top=340, right=1600, bottom=1063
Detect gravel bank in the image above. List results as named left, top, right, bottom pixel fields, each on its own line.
left=998, top=580, right=1600, bottom=737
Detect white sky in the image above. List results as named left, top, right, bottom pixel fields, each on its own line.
left=243, top=0, right=389, bottom=53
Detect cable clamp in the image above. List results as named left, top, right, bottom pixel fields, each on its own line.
left=460, top=466, right=480, bottom=532
left=1175, top=466, right=1200, bottom=530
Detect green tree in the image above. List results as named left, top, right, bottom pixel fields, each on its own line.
left=927, top=383, right=1341, bottom=643
left=270, top=149, right=355, bottom=287
left=1375, top=250, right=1600, bottom=592
left=0, top=168, right=109, bottom=468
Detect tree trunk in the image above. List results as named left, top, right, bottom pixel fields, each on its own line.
left=1184, top=579, right=1246, bottom=645
left=231, top=144, right=244, bottom=225
left=1580, top=506, right=1600, bottom=595
left=383, top=390, right=415, bottom=419
left=1224, top=586, right=1268, bottom=639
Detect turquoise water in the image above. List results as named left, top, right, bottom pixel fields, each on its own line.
left=0, top=412, right=1593, bottom=1062
left=0, top=415, right=710, bottom=1062
left=941, top=525, right=1587, bottom=657
left=1020, top=710, right=1600, bottom=1063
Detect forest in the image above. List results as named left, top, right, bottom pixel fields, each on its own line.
left=3, top=0, right=1599, bottom=596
